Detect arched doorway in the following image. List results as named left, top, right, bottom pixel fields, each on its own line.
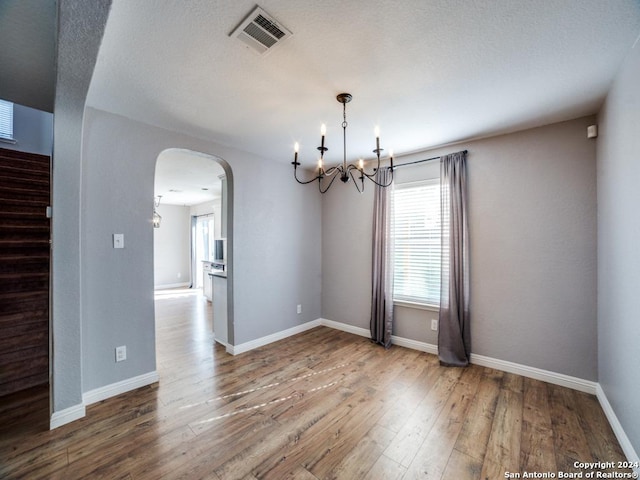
left=152, top=148, right=234, bottom=354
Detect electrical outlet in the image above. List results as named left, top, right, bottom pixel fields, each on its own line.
left=297, top=304, right=302, bottom=314
left=115, top=345, right=127, bottom=362
left=431, top=319, right=438, bottom=331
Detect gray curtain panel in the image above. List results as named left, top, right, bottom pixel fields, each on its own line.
left=370, top=168, right=394, bottom=348
left=438, top=151, right=470, bottom=366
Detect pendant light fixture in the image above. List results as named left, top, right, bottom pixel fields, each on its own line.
left=292, top=93, right=394, bottom=193
left=153, top=195, right=162, bottom=228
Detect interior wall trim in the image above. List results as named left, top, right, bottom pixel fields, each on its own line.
left=49, top=402, right=86, bottom=430
left=596, top=384, right=640, bottom=470
left=469, top=352, right=596, bottom=394
left=320, top=319, right=440, bottom=356
left=82, top=371, right=159, bottom=406
left=391, top=335, right=439, bottom=356
left=228, top=320, right=321, bottom=355
left=319, top=318, right=370, bottom=339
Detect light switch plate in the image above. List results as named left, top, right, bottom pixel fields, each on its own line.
left=113, top=233, right=124, bottom=249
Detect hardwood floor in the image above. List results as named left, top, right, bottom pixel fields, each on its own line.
left=0, top=289, right=629, bottom=479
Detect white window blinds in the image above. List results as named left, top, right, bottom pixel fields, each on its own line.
left=0, top=100, right=14, bottom=140
left=391, top=179, right=447, bottom=307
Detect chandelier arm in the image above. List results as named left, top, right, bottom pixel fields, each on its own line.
left=347, top=168, right=364, bottom=193
left=347, top=160, right=392, bottom=184
left=362, top=170, right=380, bottom=180
left=362, top=161, right=392, bottom=180
left=319, top=171, right=340, bottom=194
left=382, top=171, right=394, bottom=187
left=363, top=166, right=394, bottom=187
left=293, top=167, right=322, bottom=185
left=356, top=149, right=383, bottom=178
left=323, top=165, right=342, bottom=177
left=372, top=147, right=383, bottom=172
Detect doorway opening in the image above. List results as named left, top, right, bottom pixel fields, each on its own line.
left=152, top=148, right=233, bottom=355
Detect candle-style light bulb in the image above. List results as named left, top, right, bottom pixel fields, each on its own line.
left=374, top=126, right=380, bottom=138
left=359, top=159, right=364, bottom=170
left=318, top=158, right=323, bottom=171
left=294, top=142, right=299, bottom=153
left=389, top=149, right=394, bottom=170
left=374, top=126, right=381, bottom=154
left=320, top=124, right=326, bottom=152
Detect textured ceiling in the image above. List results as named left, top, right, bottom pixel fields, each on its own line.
left=155, top=149, right=224, bottom=206
left=0, top=0, right=56, bottom=112
left=87, top=0, right=640, bottom=166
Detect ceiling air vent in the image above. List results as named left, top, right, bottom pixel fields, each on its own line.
left=231, top=6, right=292, bottom=55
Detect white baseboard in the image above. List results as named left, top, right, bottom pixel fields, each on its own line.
left=318, top=318, right=438, bottom=355
left=50, top=402, right=86, bottom=430
left=391, top=335, right=439, bottom=355
left=83, top=371, right=159, bottom=406
left=229, top=320, right=321, bottom=355
left=596, top=384, right=640, bottom=466
left=469, top=353, right=597, bottom=394
left=319, top=318, right=596, bottom=394
left=320, top=318, right=369, bottom=338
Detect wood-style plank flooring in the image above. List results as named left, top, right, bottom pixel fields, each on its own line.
left=0, top=289, right=629, bottom=479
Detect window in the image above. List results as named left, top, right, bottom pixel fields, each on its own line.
left=0, top=99, right=14, bottom=141
left=194, top=214, right=215, bottom=288
left=391, top=179, right=447, bottom=308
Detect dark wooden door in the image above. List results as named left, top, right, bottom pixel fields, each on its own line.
left=0, top=147, right=50, bottom=397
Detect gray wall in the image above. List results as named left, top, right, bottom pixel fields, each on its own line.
left=322, top=115, right=598, bottom=380
left=153, top=204, right=191, bottom=288
left=80, top=107, right=321, bottom=392
left=597, top=38, right=640, bottom=455
left=51, top=0, right=111, bottom=412
left=0, top=103, right=53, bottom=156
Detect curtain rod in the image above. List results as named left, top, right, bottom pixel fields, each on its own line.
left=393, top=150, right=468, bottom=169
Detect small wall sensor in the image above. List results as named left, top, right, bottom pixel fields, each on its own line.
left=587, top=125, right=598, bottom=139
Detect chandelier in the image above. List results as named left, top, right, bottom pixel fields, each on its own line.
left=292, top=93, right=394, bottom=193
left=153, top=195, right=162, bottom=228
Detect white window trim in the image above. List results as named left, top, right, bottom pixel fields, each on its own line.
left=393, top=299, right=440, bottom=312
